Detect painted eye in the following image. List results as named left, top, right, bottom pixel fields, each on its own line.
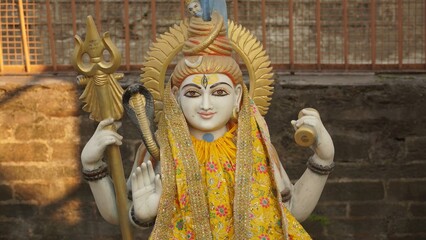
left=184, top=90, right=201, bottom=98
left=212, top=89, right=229, bottom=96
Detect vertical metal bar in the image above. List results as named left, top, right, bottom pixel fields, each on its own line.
left=261, top=0, right=267, bottom=48
left=139, top=2, right=144, bottom=65
left=343, top=0, right=348, bottom=70
left=180, top=0, right=185, bottom=19
left=424, top=0, right=426, bottom=68
left=124, top=0, right=130, bottom=71
left=5, top=1, right=10, bottom=69
left=95, top=0, right=101, bottom=31
left=233, top=0, right=239, bottom=22
left=371, top=0, right=376, bottom=70
left=71, top=0, right=77, bottom=35
left=289, top=0, right=294, bottom=69
left=397, top=0, right=403, bottom=69
left=0, top=26, right=3, bottom=73
left=151, top=0, right=157, bottom=41
left=232, top=0, right=239, bottom=63
left=45, top=0, right=57, bottom=71
left=315, top=0, right=321, bottom=70
left=18, top=0, right=31, bottom=72
left=0, top=1, right=4, bottom=73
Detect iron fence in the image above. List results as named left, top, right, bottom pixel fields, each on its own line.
left=0, top=0, right=425, bottom=74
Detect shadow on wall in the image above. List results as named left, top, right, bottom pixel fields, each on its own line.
left=0, top=74, right=152, bottom=239
left=0, top=75, right=99, bottom=238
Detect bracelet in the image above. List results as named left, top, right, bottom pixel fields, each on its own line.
left=82, top=164, right=109, bottom=181
left=130, top=206, right=156, bottom=228
left=307, top=156, right=335, bottom=175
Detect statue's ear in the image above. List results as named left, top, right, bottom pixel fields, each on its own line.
left=172, top=86, right=180, bottom=104
left=235, top=84, right=243, bottom=108
left=172, top=86, right=179, bottom=97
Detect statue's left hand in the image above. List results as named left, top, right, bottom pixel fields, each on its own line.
left=291, top=109, right=334, bottom=162
left=131, top=160, right=162, bottom=222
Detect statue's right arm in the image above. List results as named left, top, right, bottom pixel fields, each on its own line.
left=86, top=174, right=120, bottom=225
left=81, top=118, right=123, bottom=225
left=82, top=118, right=162, bottom=226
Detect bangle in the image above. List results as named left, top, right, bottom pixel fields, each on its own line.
left=82, top=164, right=109, bottom=181
left=130, top=206, right=156, bottom=228
left=307, top=156, right=335, bottom=175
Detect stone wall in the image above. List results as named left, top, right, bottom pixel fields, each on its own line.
left=0, top=73, right=425, bottom=239
left=270, top=74, right=426, bottom=240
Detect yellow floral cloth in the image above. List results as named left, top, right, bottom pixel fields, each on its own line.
left=150, top=82, right=311, bottom=239
left=167, top=122, right=311, bottom=240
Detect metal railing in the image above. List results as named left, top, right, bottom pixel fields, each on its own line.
left=1, top=0, right=425, bottom=74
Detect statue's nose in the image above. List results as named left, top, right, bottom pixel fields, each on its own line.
left=200, top=93, right=212, bottom=110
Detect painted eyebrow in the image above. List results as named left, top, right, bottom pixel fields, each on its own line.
left=210, top=82, right=232, bottom=89
left=181, top=83, right=202, bottom=90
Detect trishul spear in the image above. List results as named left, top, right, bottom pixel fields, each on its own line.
left=71, top=16, right=133, bottom=239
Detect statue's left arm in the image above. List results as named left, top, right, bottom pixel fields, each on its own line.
left=280, top=108, right=335, bottom=222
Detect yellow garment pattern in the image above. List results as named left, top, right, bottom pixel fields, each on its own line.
left=167, top=122, right=311, bottom=240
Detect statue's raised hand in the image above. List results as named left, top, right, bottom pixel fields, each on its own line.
left=81, top=118, right=123, bottom=169
left=132, top=160, right=162, bottom=222
left=291, top=109, right=334, bottom=163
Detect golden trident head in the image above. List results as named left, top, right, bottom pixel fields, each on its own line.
left=72, top=16, right=121, bottom=76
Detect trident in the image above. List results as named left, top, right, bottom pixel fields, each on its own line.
left=71, top=16, right=133, bottom=239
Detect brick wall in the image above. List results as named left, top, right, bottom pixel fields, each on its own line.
left=0, top=73, right=425, bottom=239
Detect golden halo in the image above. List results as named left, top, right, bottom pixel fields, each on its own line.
left=140, top=20, right=274, bottom=122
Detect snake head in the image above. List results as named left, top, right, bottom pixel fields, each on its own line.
left=123, top=83, right=159, bottom=162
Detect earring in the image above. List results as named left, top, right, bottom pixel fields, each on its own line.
left=232, top=106, right=239, bottom=120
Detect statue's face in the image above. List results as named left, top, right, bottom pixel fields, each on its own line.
left=188, top=1, right=203, bottom=17
left=175, top=73, right=242, bottom=133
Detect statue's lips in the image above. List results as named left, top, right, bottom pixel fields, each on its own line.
left=198, top=111, right=215, bottom=119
